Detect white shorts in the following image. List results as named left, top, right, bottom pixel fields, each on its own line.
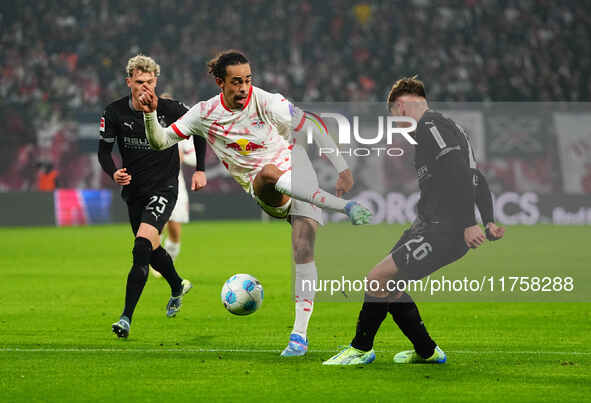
left=169, top=174, right=190, bottom=223
left=249, top=182, right=324, bottom=225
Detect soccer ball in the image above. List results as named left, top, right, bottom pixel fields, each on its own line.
left=221, top=274, right=264, bottom=315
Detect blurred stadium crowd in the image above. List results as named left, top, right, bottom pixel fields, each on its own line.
left=0, top=0, right=590, bottom=191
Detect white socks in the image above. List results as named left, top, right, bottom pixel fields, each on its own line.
left=275, top=145, right=348, bottom=213
left=292, top=262, right=318, bottom=338
left=164, top=239, right=180, bottom=261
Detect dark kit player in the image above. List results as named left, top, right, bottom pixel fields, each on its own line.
left=323, top=76, right=505, bottom=365
left=98, top=55, right=207, bottom=338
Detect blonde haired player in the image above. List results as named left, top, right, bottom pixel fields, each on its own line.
left=99, top=55, right=206, bottom=338
left=139, top=50, right=371, bottom=356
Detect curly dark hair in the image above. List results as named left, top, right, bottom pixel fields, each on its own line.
left=207, top=50, right=249, bottom=80
left=387, top=75, right=426, bottom=107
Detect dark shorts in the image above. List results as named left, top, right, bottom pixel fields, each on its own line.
left=390, top=221, right=469, bottom=281
left=127, top=186, right=178, bottom=235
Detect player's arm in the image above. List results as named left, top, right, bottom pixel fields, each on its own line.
left=97, top=109, right=131, bottom=185
left=192, top=135, right=206, bottom=172
left=473, top=168, right=504, bottom=241
left=296, top=111, right=352, bottom=196
left=474, top=168, right=493, bottom=224
left=179, top=136, right=207, bottom=191
left=139, top=85, right=192, bottom=150
left=265, top=94, right=349, bottom=173
left=289, top=108, right=349, bottom=173
left=294, top=111, right=349, bottom=173
left=279, top=102, right=352, bottom=196
left=143, top=111, right=184, bottom=151
left=265, top=93, right=352, bottom=194
left=190, top=133, right=207, bottom=190
left=97, top=139, right=116, bottom=177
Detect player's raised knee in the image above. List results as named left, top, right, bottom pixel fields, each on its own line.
left=366, top=259, right=398, bottom=298
left=259, top=164, right=282, bottom=184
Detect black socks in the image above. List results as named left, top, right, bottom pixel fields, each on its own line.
left=388, top=293, right=436, bottom=358
left=122, top=237, right=151, bottom=321
left=350, top=292, right=436, bottom=358
left=350, top=295, right=389, bottom=351
left=150, top=247, right=183, bottom=296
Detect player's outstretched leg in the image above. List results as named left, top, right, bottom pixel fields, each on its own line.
left=261, top=145, right=371, bottom=224
left=389, top=292, right=446, bottom=364
left=113, top=237, right=151, bottom=338
left=150, top=246, right=192, bottom=317
left=274, top=168, right=371, bottom=225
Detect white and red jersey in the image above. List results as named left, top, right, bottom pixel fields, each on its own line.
left=170, top=86, right=305, bottom=192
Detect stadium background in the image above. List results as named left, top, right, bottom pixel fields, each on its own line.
left=1, top=2, right=591, bottom=402
left=0, top=0, right=590, bottom=226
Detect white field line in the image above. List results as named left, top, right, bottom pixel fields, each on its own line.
left=0, top=347, right=590, bottom=356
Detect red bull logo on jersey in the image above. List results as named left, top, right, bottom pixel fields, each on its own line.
left=226, top=138, right=265, bottom=155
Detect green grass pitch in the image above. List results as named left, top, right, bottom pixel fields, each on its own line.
left=1, top=222, right=590, bottom=402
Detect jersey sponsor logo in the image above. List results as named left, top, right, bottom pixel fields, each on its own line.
left=225, top=138, right=265, bottom=155
left=123, top=136, right=151, bottom=150
left=123, top=121, right=135, bottom=131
